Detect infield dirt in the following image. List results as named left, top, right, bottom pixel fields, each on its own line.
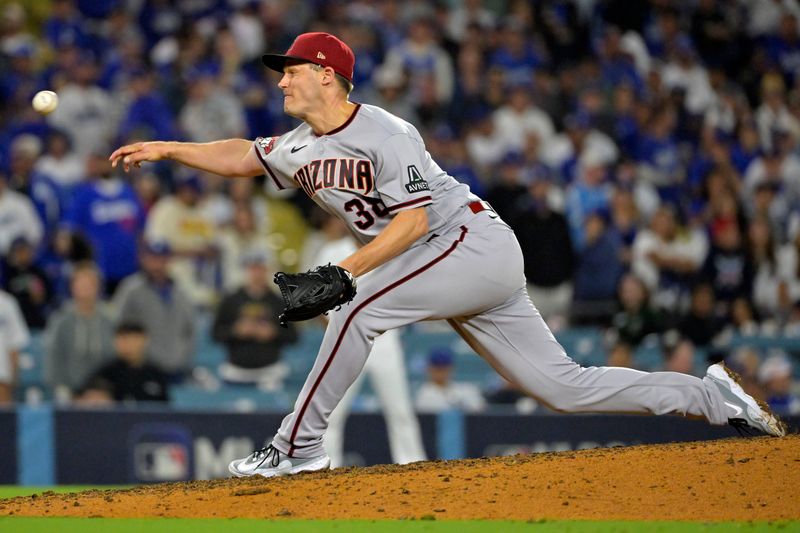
left=3, top=435, right=799, bottom=521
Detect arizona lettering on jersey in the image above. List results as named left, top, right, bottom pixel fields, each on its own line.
left=294, top=158, right=374, bottom=197
left=254, top=103, right=477, bottom=245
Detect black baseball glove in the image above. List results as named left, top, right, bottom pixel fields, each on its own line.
left=273, top=264, right=357, bottom=327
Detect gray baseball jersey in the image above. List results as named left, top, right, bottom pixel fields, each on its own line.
left=253, top=103, right=733, bottom=459
left=254, top=103, right=477, bottom=245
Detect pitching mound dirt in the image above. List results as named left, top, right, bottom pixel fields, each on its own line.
left=3, top=436, right=799, bottom=521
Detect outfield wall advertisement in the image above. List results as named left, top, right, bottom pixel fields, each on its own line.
left=5, top=408, right=798, bottom=485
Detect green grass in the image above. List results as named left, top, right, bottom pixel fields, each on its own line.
left=0, top=519, right=797, bottom=532
left=0, top=486, right=129, bottom=499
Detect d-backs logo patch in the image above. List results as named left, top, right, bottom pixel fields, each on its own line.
left=405, top=165, right=429, bottom=193
left=257, top=136, right=277, bottom=156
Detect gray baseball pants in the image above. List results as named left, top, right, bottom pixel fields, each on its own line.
left=272, top=209, right=730, bottom=458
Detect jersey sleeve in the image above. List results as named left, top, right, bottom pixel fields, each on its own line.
left=373, top=133, right=433, bottom=213
left=253, top=136, right=299, bottom=190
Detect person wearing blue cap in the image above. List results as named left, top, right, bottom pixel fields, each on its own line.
left=145, top=172, right=218, bottom=306
left=113, top=239, right=195, bottom=381
left=415, top=347, right=486, bottom=413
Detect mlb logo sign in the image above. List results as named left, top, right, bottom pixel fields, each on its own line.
left=128, top=423, right=193, bottom=483
left=134, top=443, right=190, bottom=481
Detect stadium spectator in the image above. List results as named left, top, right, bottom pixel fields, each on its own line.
left=1, top=237, right=51, bottom=329
left=564, top=151, right=614, bottom=249
left=113, top=240, right=195, bottom=380
left=415, top=348, right=486, bottom=413
left=758, top=351, right=800, bottom=415
left=65, top=152, right=145, bottom=295
left=43, top=261, right=114, bottom=401
left=117, top=67, right=177, bottom=143
left=726, top=346, right=765, bottom=401
left=611, top=273, right=663, bottom=347
left=212, top=249, right=296, bottom=388
left=178, top=65, right=246, bottom=143
left=216, top=203, right=272, bottom=291
left=747, top=213, right=783, bottom=320
left=76, top=322, right=168, bottom=405
left=34, top=129, right=86, bottom=190
left=6, top=134, right=62, bottom=241
left=145, top=173, right=218, bottom=306
left=572, top=209, right=625, bottom=324
left=485, top=152, right=528, bottom=222
left=383, top=13, right=454, bottom=109
left=754, top=73, right=800, bottom=153
left=632, top=206, right=707, bottom=313
left=677, top=283, right=724, bottom=348
left=776, top=228, right=800, bottom=309
left=492, top=82, right=555, bottom=156
left=0, top=287, right=29, bottom=404
left=606, top=341, right=635, bottom=369
left=662, top=334, right=697, bottom=376
left=701, top=219, right=754, bottom=314
left=47, top=49, right=118, bottom=156
left=509, top=168, right=574, bottom=323
left=365, top=65, right=419, bottom=124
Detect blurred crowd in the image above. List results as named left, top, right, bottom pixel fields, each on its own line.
left=0, top=0, right=799, bottom=415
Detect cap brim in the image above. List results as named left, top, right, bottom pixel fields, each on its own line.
left=261, top=54, right=313, bottom=73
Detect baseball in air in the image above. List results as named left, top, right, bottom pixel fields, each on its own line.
left=32, top=90, right=58, bottom=114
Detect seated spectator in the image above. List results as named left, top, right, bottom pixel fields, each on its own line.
left=44, top=261, right=114, bottom=402
left=34, top=129, right=86, bottom=190
left=728, top=297, right=760, bottom=336
left=484, top=152, right=528, bottom=222
left=1, top=237, right=51, bottom=329
left=77, top=322, right=168, bottom=405
left=678, top=283, right=724, bottom=347
left=0, top=288, right=29, bottom=405
left=777, top=229, right=800, bottom=309
left=212, top=249, right=296, bottom=389
left=632, top=205, right=708, bottom=312
left=758, top=351, right=800, bottom=415
left=611, top=274, right=663, bottom=347
left=0, top=170, right=43, bottom=256
left=606, top=341, right=635, bottom=369
left=7, top=134, right=63, bottom=241
left=572, top=209, right=624, bottom=324
left=216, top=204, right=271, bottom=291
left=113, top=240, right=195, bottom=381
left=702, top=219, right=754, bottom=315
left=145, top=173, right=219, bottom=306
left=726, top=346, right=765, bottom=401
left=65, top=152, right=145, bottom=296
left=564, top=151, right=614, bottom=248
left=746, top=215, right=783, bottom=318
left=508, top=168, right=574, bottom=324
left=662, top=334, right=697, bottom=375
left=415, top=348, right=486, bottom=413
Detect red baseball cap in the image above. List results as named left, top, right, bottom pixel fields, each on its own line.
left=262, top=32, right=355, bottom=83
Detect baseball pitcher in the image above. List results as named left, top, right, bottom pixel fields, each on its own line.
left=110, top=32, right=785, bottom=478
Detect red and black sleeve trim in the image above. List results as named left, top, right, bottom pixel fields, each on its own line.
left=386, top=195, right=432, bottom=213
left=254, top=147, right=285, bottom=190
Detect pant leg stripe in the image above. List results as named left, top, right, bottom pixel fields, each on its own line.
left=288, top=226, right=469, bottom=455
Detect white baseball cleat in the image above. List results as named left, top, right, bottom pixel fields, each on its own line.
left=706, top=363, right=787, bottom=437
left=228, top=444, right=331, bottom=478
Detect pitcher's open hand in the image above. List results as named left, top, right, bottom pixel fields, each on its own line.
left=109, top=141, right=170, bottom=172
